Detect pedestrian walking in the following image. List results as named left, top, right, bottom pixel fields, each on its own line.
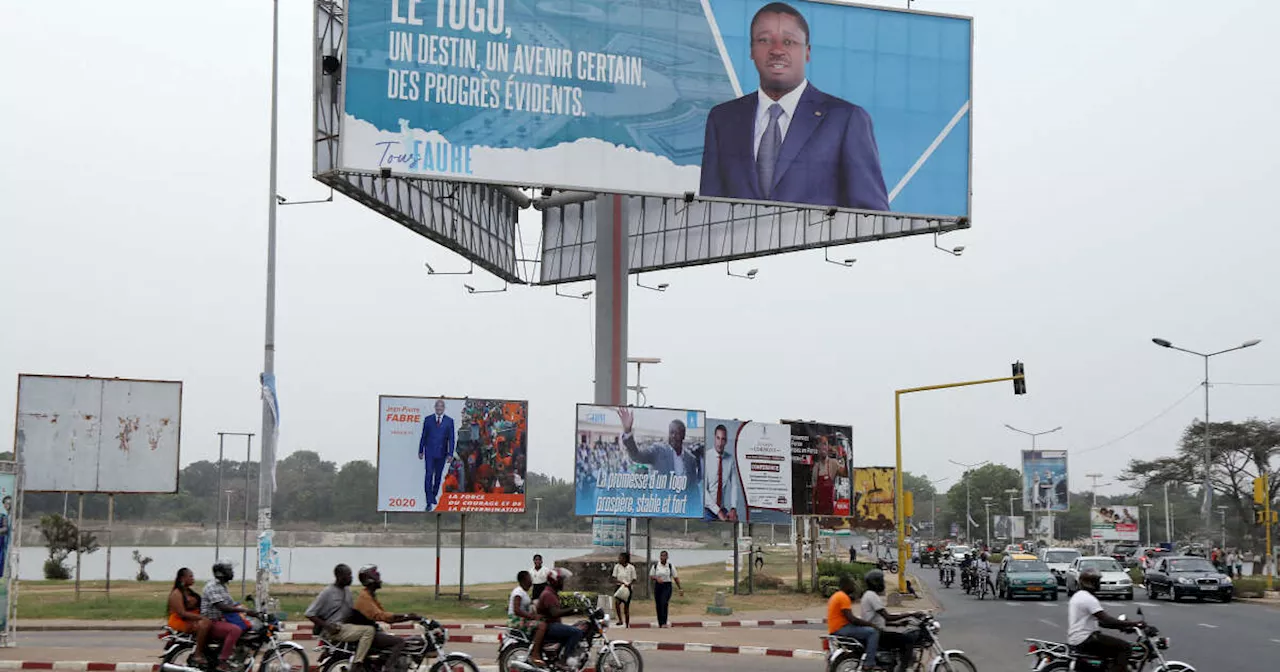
left=1232, top=550, right=1243, bottom=579
left=1225, top=550, right=1238, bottom=579
left=650, top=551, right=683, bottom=628
left=611, top=552, right=636, bottom=628
left=530, top=554, right=551, bottom=599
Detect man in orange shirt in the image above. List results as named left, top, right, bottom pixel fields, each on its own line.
left=827, top=575, right=882, bottom=670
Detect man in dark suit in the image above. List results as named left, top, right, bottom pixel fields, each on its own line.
left=699, top=2, right=889, bottom=211
left=418, top=399, right=455, bottom=510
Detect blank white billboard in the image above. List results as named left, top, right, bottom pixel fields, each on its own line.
left=15, top=375, right=182, bottom=493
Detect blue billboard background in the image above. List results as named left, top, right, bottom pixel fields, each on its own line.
left=1022, top=450, right=1069, bottom=513
left=342, top=0, right=970, bottom=216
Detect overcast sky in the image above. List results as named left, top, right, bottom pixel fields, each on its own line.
left=2, top=0, right=1277, bottom=499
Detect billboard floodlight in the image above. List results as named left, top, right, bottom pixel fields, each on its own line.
left=636, top=275, right=668, bottom=292
left=555, top=286, right=592, bottom=300
left=727, top=263, right=758, bottom=280
left=825, top=249, right=857, bottom=267
left=464, top=282, right=507, bottom=295
left=425, top=261, right=474, bottom=276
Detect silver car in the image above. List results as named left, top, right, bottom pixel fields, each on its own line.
left=1064, top=556, right=1134, bottom=600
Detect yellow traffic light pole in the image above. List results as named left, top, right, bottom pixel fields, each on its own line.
left=1258, top=474, right=1274, bottom=591
left=894, top=371, right=1026, bottom=595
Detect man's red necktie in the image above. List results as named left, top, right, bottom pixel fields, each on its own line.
left=716, top=458, right=724, bottom=509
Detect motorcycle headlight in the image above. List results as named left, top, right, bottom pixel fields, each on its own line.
left=927, top=621, right=941, bottom=634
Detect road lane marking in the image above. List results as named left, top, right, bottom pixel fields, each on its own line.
left=1135, top=602, right=1158, bottom=607
left=1270, top=639, right=1280, bottom=644
left=1197, top=623, right=1218, bottom=629
left=1038, top=619, right=1058, bottom=627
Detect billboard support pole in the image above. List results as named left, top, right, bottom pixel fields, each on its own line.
left=747, top=523, right=754, bottom=595
left=242, top=436, right=252, bottom=600
left=795, top=518, right=802, bottom=590
left=592, top=193, right=630, bottom=548
left=216, top=434, right=224, bottom=563
left=74, top=493, right=83, bottom=601
left=458, top=513, right=466, bottom=601
left=732, top=524, right=740, bottom=595
left=434, top=513, right=441, bottom=599
left=895, top=371, right=1026, bottom=595
left=105, top=495, right=113, bottom=597
left=644, top=518, right=651, bottom=600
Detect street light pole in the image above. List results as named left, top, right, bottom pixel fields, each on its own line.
left=949, top=459, right=988, bottom=543
left=534, top=497, right=543, bottom=531
left=1086, top=473, right=1106, bottom=554
left=1152, top=337, right=1262, bottom=530
left=1163, top=481, right=1174, bottom=545
left=1216, top=506, right=1227, bottom=549
left=1005, top=488, right=1020, bottom=542
left=1142, top=503, right=1153, bottom=547
left=982, top=497, right=994, bottom=549
left=927, top=476, right=949, bottom=538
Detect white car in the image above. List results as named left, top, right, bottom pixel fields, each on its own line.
left=1064, top=556, right=1134, bottom=600
left=947, top=545, right=973, bottom=561
left=1038, top=547, right=1082, bottom=587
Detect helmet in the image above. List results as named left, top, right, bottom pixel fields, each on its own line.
left=212, top=560, right=235, bottom=583
left=358, top=564, right=382, bottom=589
left=864, top=569, right=886, bottom=593
left=1078, top=567, right=1102, bottom=592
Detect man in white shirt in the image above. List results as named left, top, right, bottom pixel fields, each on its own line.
left=529, top=554, right=551, bottom=599
left=858, top=570, right=924, bottom=672
left=1067, top=569, right=1142, bottom=672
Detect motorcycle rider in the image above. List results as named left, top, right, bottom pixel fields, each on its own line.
left=348, top=565, right=422, bottom=672
left=1068, top=567, right=1144, bottom=672
left=200, top=561, right=255, bottom=672
left=530, top=568, right=586, bottom=668
left=827, top=575, right=882, bottom=670
left=859, top=569, right=925, bottom=672
left=305, top=564, right=377, bottom=672
left=976, top=552, right=995, bottom=596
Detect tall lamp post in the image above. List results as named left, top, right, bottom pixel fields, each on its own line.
left=1005, top=424, right=1063, bottom=540
left=1163, top=481, right=1174, bottom=546
left=1005, top=488, right=1020, bottom=543
left=1151, top=337, right=1262, bottom=528
left=1216, top=506, right=1228, bottom=549
left=927, top=477, right=950, bottom=537
left=1142, top=503, right=1153, bottom=547
left=982, top=497, right=994, bottom=549
left=949, top=459, right=990, bottom=543
left=534, top=497, right=543, bottom=531
left=1086, top=473, right=1109, bottom=554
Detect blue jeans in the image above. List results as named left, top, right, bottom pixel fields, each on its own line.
left=834, top=624, right=879, bottom=665
left=545, top=623, right=583, bottom=661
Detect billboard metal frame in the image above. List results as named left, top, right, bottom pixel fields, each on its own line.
left=313, top=0, right=973, bottom=285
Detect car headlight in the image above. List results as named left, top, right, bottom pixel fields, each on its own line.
left=1011, top=579, right=1025, bottom=585
left=1220, top=577, right=1232, bottom=585
left=1176, top=577, right=1193, bottom=584
left=1119, top=579, right=1132, bottom=585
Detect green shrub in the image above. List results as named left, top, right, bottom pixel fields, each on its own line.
left=43, top=558, right=71, bottom=580
left=818, top=575, right=842, bottom=598
left=1233, top=576, right=1269, bottom=598
left=818, top=559, right=876, bottom=579
left=988, top=553, right=1004, bottom=565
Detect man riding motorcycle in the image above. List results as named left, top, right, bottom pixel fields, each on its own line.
left=1068, top=567, right=1145, bottom=672
left=860, top=570, right=925, bottom=672
left=201, top=561, right=255, bottom=672
left=529, top=568, right=586, bottom=668
left=348, top=565, right=422, bottom=672
left=827, top=575, right=882, bottom=670
left=306, top=564, right=377, bottom=672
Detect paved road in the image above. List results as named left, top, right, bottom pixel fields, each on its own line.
left=900, top=561, right=1280, bottom=672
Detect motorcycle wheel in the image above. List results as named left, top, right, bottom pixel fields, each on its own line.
left=320, top=657, right=353, bottom=672
left=499, top=645, right=530, bottom=672
left=831, top=652, right=862, bottom=672
left=595, top=643, right=643, bottom=672
left=1155, top=664, right=1195, bottom=672
left=260, top=646, right=310, bottom=672
left=431, top=658, right=480, bottom=672
left=932, top=652, right=978, bottom=672
left=163, top=643, right=206, bottom=668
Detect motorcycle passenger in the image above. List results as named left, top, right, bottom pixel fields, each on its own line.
left=826, top=575, right=882, bottom=671
left=305, top=564, right=377, bottom=672
left=167, top=568, right=212, bottom=667
left=859, top=570, right=925, bottom=672
left=509, top=570, right=540, bottom=636
left=349, top=565, right=422, bottom=672
left=200, top=561, right=254, bottom=672
left=1068, top=568, right=1144, bottom=672
left=531, top=568, right=586, bottom=668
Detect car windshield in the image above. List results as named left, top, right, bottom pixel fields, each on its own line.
left=950, top=546, right=971, bottom=555
left=1044, top=551, right=1080, bottom=563
left=1009, top=560, right=1050, bottom=572
left=1080, top=559, right=1122, bottom=572
left=1169, top=559, right=1216, bottom=573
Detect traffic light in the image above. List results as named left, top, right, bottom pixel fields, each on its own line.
left=1256, top=510, right=1278, bottom=524
left=1012, top=361, right=1026, bottom=395
left=904, top=491, right=915, bottom=518
left=1255, top=475, right=1270, bottom=505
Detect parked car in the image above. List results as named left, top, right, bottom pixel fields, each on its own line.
left=1144, top=555, right=1233, bottom=602
left=995, top=553, right=1058, bottom=600
left=1037, top=547, right=1082, bottom=587
left=1064, top=556, right=1134, bottom=600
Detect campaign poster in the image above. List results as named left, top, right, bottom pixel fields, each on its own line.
left=378, top=395, right=528, bottom=513
left=852, top=467, right=896, bottom=530
left=993, top=515, right=1026, bottom=541
left=1022, top=450, right=1069, bottom=513
left=705, top=419, right=791, bottom=524
left=575, top=405, right=706, bottom=518
left=0, top=473, right=13, bottom=579
left=785, top=420, right=852, bottom=517
left=1091, top=506, right=1140, bottom=541
left=341, top=0, right=972, bottom=218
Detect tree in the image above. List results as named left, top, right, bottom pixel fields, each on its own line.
left=331, top=461, right=379, bottom=524
left=274, top=451, right=337, bottom=523
left=901, top=471, right=939, bottom=533
left=943, top=463, right=1020, bottom=543
left=132, top=549, right=154, bottom=581
left=1122, top=418, right=1279, bottom=543
left=39, top=514, right=99, bottom=580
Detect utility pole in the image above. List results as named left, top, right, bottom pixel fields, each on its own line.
left=982, top=497, right=994, bottom=549
left=1163, top=481, right=1174, bottom=546
left=1087, top=473, right=1105, bottom=554
left=1142, top=503, right=1153, bottom=547
left=1216, top=506, right=1227, bottom=549
left=534, top=497, right=543, bottom=531
left=1006, top=488, right=1020, bottom=542
left=949, top=459, right=989, bottom=544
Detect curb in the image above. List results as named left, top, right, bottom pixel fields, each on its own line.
left=14, top=618, right=827, bottom=635
left=0, top=666, right=506, bottom=672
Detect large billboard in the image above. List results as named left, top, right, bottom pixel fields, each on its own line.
left=852, top=467, right=895, bottom=530
left=785, top=420, right=852, bottom=516
left=1091, top=506, right=1139, bottom=542
left=575, top=405, right=707, bottom=518
left=341, top=0, right=972, bottom=217
left=706, top=419, right=791, bottom=524
left=993, top=515, right=1026, bottom=541
left=14, top=375, right=182, bottom=493
left=378, top=395, right=528, bottom=513
left=1022, top=450, right=1069, bottom=513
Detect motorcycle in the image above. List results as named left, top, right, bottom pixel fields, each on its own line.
left=315, top=618, right=477, bottom=672
left=960, top=564, right=976, bottom=594
left=1025, top=610, right=1194, bottom=672
left=876, top=557, right=900, bottom=574
left=972, top=565, right=991, bottom=600
left=160, top=611, right=308, bottom=672
left=938, top=560, right=955, bottom=588
left=503, top=596, right=642, bottom=672
left=826, top=614, right=975, bottom=672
